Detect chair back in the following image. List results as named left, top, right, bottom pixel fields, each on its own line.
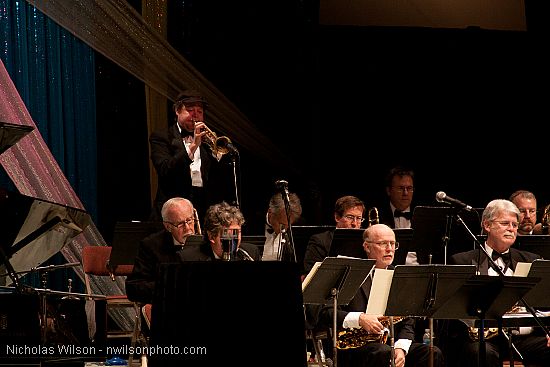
left=82, top=245, right=133, bottom=277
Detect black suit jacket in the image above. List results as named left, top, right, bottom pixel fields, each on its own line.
left=149, top=124, right=217, bottom=220
left=303, top=230, right=334, bottom=274
left=449, top=247, right=541, bottom=274
left=126, top=229, right=261, bottom=303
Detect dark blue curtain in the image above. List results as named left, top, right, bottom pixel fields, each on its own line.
left=0, top=0, right=97, bottom=291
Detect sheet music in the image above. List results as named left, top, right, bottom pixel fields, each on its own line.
left=513, top=262, right=532, bottom=277
left=302, top=261, right=322, bottom=292
left=366, top=268, right=394, bottom=315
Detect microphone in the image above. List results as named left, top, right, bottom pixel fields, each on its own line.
left=225, top=142, right=239, bottom=155
left=435, top=191, right=473, bottom=212
left=275, top=180, right=289, bottom=191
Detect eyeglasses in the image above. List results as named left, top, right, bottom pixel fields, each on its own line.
left=393, top=186, right=414, bottom=193
left=164, top=217, right=195, bottom=229
left=366, top=240, right=400, bottom=249
left=343, top=215, right=365, bottom=223
left=493, top=220, right=519, bottom=229
left=518, top=208, right=536, bottom=216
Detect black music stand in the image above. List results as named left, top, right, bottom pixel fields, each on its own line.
left=434, top=275, right=539, bottom=367
left=393, top=228, right=414, bottom=265
left=302, top=257, right=376, bottom=367
left=384, top=265, right=477, bottom=318
left=149, top=262, right=307, bottom=367
left=328, top=228, right=366, bottom=259
left=108, top=221, right=164, bottom=269
left=519, top=259, right=550, bottom=309
left=515, top=235, right=550, bottom=260
left=411, top=206, right=482, bottom=265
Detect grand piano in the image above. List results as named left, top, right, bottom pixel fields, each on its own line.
left=0, top=121, right=105, bottom=364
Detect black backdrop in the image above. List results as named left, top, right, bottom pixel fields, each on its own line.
left=95, top=0, right=550, bottom=242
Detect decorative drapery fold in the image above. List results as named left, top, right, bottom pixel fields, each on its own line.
left=25, top=0, right=297, bottom=174
left=0, top=58, right=132, bottom=330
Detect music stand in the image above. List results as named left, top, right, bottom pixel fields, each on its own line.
left=302, top=257, right=376, bottom=367
left=393, top=228, right=414, bottom=265
left=411, top=206, right=482, bottom=265
left=149, top=262, right=307, bottom=367
left=436, top=275, right=539, bottom=367
left=108, top=221, right=164, bottom=269
left=328, top=228, right=366, bottom=259
left=383, top=265, right=477, bottom=318
left=518, top=259, right=550, bottom=309
left=515, top=235, right=550, bottom=260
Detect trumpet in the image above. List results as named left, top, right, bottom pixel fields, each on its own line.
left=196, top=122, right=235, bottom=157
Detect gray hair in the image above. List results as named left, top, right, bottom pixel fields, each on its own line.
left=482, top=199, right=520, bottom=224
left=161, top=197, right=193, bottom=221
left=203, top=201, right=245, bottom=237
left=269, top=192, right=302, bottom=218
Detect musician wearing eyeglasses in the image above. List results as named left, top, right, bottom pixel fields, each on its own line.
left=377, top=166, right=420, bottom=265
left=126, top=197, right=198, bottom=304
left=309, top=224, right=444, bottom=367
left=509, top=190, right=539, bottom=235
left=127, top=199, right=260, bottom=304
left=303, top=195, right=365, bottom=274
left=446, top=199, right=550, bottom=367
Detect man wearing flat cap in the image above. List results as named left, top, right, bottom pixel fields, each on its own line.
left=149, top=89, right=233, bottom=223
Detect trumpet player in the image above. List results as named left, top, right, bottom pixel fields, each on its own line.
left=149, top=89, right=231, bottom=223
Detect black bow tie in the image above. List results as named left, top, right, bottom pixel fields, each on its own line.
left=491, top=250, right=514, bottom=271
left=266, top=224, right=274, bottom=235
left=180, top=129, right=193, bottom=138
left=491, top=250, right=510, bottom=262
left=394, top=210, right=412, bottom=220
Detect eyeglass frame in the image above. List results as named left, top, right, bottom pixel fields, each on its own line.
left=492, top=220, right=519, bottom=229
left=164, top=217, right=195, bottom=229
left=365, top=240, right=400, bottom=249
left=342, top=214, right=365, bottom=223
left=392, top=186, right=414, bottom=193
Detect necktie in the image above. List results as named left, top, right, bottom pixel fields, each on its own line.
left=491, top=251, right=512, bottom=271
left=394, top=210, right=412, bottom=220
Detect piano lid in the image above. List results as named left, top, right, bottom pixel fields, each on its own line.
left=0, top=189, right=90, bottom=285
left=0, top=121, right=34, bottom=155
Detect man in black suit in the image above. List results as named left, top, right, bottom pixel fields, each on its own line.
left=303, top=195, right=365, bottom=274
left=126, top=199, right=259, bottom=304
left=310, top=223, right=443, bottom=367
left=148, top=90, right=234, bottom=222
left=446, top=199, right=550, bottom=367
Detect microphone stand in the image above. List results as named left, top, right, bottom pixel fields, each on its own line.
left=453, top=213, right=550, bottom=367
left=276, top=181, right=297, bottom=263
left=229, top=153, right=240, bottom=208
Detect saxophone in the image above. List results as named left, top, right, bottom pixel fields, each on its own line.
left=467, top=304, right=522, bottom=341
left=336, top=316, right=404, bottom=350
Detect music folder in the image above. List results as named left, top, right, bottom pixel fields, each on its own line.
left=367, top=264, right=476, bottom=317
left=328, top=228, right=366, bottom=259
left=514, top=259, right=550, bottom=309
left=302, top=257, right=375, bottom=306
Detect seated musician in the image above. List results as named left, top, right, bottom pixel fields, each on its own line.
left=307, top=224, right=444, bottom=367
left=447, top=199, right=550, bottom=367
left=126, top=198, right=260, bottom=305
